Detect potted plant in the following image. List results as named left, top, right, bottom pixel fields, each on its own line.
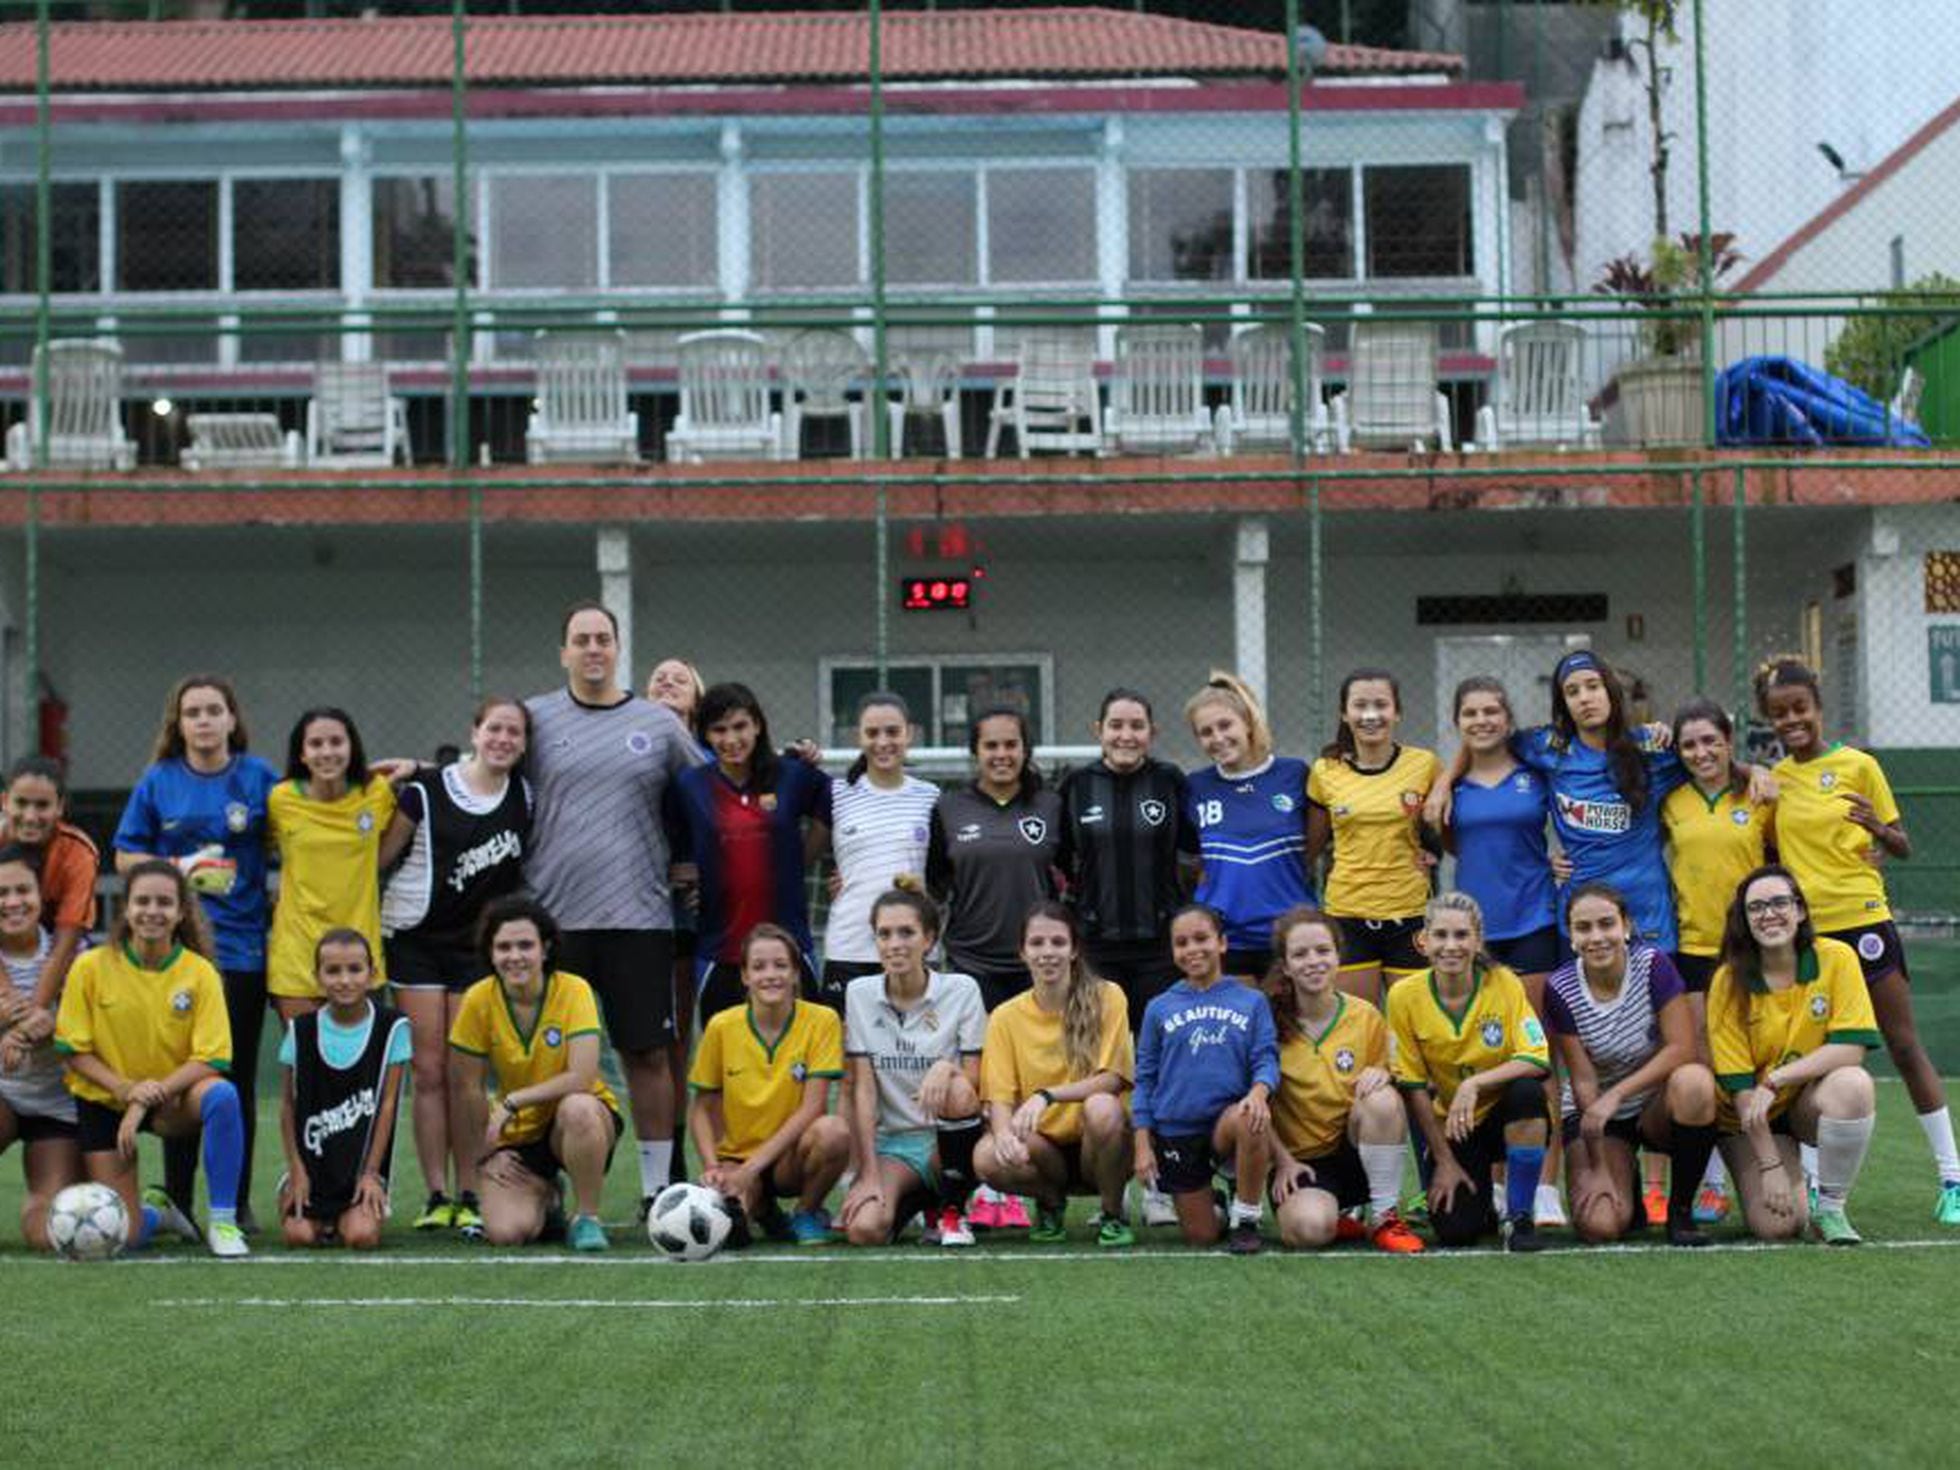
left=1594, top=232, right=1742, bottom=445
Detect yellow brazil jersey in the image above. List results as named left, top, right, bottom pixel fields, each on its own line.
left=1272, top=993, right=1388, bottom=1159
left=1308, top=745, right=1440, bottom=920
left=1707, top=936, right=1879, bottom=1123
left=448, top=971, right=618, bottom=1146
left=55, top=943, right=232, bottom=1107
left=1662, top=783, right=1770, bottom=955
left=1388, top=963, right=1549, bottom=1123
left=1769, top=745, right=1899, bottom=932
left=688, top=1001, right=843, bottom=1163
left=267, top=774, right=397, bottom=998
left=979, top=981, right=1133, bottom=1146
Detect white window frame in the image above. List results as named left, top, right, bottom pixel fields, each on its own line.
left=818, top=652, right=1057, bottom=752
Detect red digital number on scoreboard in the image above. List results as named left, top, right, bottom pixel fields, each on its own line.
left=900, top=577, right=972, bottom=611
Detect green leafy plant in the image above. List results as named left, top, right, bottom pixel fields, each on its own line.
left=1824, top=273, right=1960, bottom=400
left=1592, top=231, right=1742, bottom=358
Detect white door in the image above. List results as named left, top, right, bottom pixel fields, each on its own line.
left=1432, top=633, right=1590, bottom=753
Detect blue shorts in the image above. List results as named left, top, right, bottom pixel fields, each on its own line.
left=875, top=1129, right=938, bottom=1189
left=1487, top=925, right=1564, bottom=976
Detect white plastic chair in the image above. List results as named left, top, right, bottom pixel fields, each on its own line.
left=984, top=328, right=1102, bottom=458
left=526, top=331, right=640, bottom=464
left=780, top=329, right=868, bottom=460
left=4, top=339, right=137, bottom=471
left=1473, top=321, right=1601, bottom=451
left=1330, top=320, right=1454, bottom=452
left=1215, top=322, right=1330, bottom=454
left=887, top=352, right=963, bottom=459
left=305, top=362, right=410, bottom=469
left=665, top=329, right=781, bottom=463
left=1103, top=323, right=1213, bottom=456
left=182, top=412, right=303, bottom=471
left=1890, top=365, right=1925, bottom=429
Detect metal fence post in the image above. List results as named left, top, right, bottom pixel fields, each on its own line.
left=1693, top=0, right=1716, bottom=448
left=1691, top=471, right=1707, bottom=694
left=449, top=0, right=471, bottom=471
left=869, top=0, right=890, bottom=684
left=27, top=0, right=51, bottom=733
left=1731, top=464, right=1748, bottom=715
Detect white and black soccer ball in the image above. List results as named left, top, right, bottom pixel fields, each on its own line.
left=646, top=1182, right=733, bottom=1262
left=48, top=1182, right=129, bottom=1262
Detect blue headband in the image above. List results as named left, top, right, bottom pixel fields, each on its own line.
left=1555, top=650, right=1602, bottom=682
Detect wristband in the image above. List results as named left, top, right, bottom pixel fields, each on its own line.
left=1036, top=1088, right=1057, bottom=1107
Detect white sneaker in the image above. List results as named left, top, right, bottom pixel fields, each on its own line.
left=207, top=1220, right=251, bottom=1259
left=142, top=1186, right=201, bottom=1244
left=1139, top=1185, right=1179, bottom=1228
left=1533, top=1183, right=1569, bottom=1229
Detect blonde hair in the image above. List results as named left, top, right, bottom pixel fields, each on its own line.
left=1421, top=889, right=1492, bottom=970
left=1183, top=670, right=1273, bottom=765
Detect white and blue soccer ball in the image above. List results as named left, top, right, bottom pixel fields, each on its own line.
left=646, top=1182, right=733, bottom=1262
left=48, top=1183, right=128, bottom=1262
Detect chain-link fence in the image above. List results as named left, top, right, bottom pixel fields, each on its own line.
left=0, top=2, right=1956, bottom=1016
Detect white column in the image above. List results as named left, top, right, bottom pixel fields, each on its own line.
left=718, top=120, right=747, bottom=307
left=339, top=126, right=373, bottom=362
left=1233, top=516, right=1270, bottom=705
left=597, top=526, right=634, bottom=686
left=1096, top=116, right=1127, bottom=360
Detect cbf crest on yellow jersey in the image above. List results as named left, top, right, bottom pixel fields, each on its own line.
left=448, top=971, right=617, bottom=1145
left=1708, top=936, right=1879, bottom=1122
left=1308, top=746, right=1440, bottom=919
left=1273, top=994, right=1388, bottom=1159
left=1769, top=745, right=1900, bottom=932
left=1661, top=783, right=1770, bottom=955
left=54, top=943, right=232, bottom=1107
left=1388, top=963, right=1548, bottom=1122
left=689, top=1001, right=843, bottom=1163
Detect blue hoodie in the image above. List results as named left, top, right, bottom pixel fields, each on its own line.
left=1133, top=978, right=1280, bottom=1134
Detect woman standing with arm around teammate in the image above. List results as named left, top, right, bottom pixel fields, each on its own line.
left=1182, top=673, right=1313, bottom=979
left=821, top=692, right=939, bottom=1012
left=1304, top=669, right=1440, bottom=1007
left=1755, top=659, right=1958, bottom=1223
left=377, top=696, right=532, bottom=1237
left=0, top=849, right=83, bottom=1249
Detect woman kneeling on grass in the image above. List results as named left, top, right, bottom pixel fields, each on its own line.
left=53, top=860, right=249, bottom=1257
left=1388, top=891, right=1551, bottom=1252
left=839, top=892, right=986, bottom=1248
left=0, top=849, right=82, bottom=1250
left=689, top=924, right=849, bottom=1246
left=973, top=903, right=1135, bottom=1248
left=277, top=929, right=410, bottom=1250
left=1259, top=908, right=1422, bottom=1253
left=1132, top=904, right=1278, bottom=1254
left=449, top=896, right=620, bottom=1252
left=1709, top=866, right=1879, bottom=1245
left=1544, top=883, right=1718, bottom=1248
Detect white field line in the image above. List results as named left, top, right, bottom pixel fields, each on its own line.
left=155, top=1294, right=1023, bottom=1310
left=7, top=1236, right=1960, bottom=1268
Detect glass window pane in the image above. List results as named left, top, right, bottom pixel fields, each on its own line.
left=883, top=171, right=975, bottom=287
left=490, top=174, right=596, bottom=290
left=233, top=178, right=339, bottom=292
left=1, top=182, right=100, bottom=294
left=750, top=172, right=858, bottom=291
left=372, top=176, right=476, bottom=289
left=609, top=173, right=718, bottom=289
left=1364, top=165, right=1472, bottom=278
left=986, top=168, right=1095, bottom=284
left=117, top=181, right=216, bottom=291
left=1248, top=167, right=1352, bottom=280
left=1126, top=169, right=1232, bottom=283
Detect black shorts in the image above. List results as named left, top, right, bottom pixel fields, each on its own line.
left=500, top=1106, right=624, bottom=1183
left=1821, top=921, right=1909, bottom=986
left=1272, top=1140, right=1367, bottom=1212
left=814, top=959, right=882, bottom=1016
left=1085, top=939, right=1178, bottom=1032
left=76, top=1097, right=157, bottom=1155
left=1559, top=1110, right=1647, bottom=1149
left=2, top=1105, right=78, bottom=1144
left=385, top=932, right=481, bottom=994
left=556, top=930, right=677, bottom=1053
left=1223, top=948, right=1271, bottom=983
left=1150, top=1129, right=1220, bottom=1196
left=1487, top=925, right=1564, bottom=976
left=967, top=966, right=1031, bottom=1013
left=698, top=954, right=819, bottom=1023
left=1335, top=916, right=1425, bottom=973
left=1671, top=951, right=1720, bottom=994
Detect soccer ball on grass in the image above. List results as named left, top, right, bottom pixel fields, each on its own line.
left=48, top=1182, right=129, bottom=1262
left=646, top=1182, right=733, bottom=1262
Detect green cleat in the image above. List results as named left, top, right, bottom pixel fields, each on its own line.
left=1096, top=1215, right=1135, bottom=1249
left=1935, top=1182, right=1960, bottom=1227
left=1812, top=1205, right=1862, bottom=1246
left=1028, top=1203, right=1068, bottom=1244
left=413, top=1193, right=456, bottom=1231
left=568, top=1214, right=608, bottom=1252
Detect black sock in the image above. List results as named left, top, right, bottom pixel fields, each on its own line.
left=936, top=1118, right=982, bottom=1210
left=163, top=1134, right=199, bottom=1215
left=1669, top=1124, right=1719, bottom=1219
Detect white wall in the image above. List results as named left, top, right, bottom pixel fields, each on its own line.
left=1858, top=504, right=1960, bottom=748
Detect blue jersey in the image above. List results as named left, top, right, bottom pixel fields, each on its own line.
left=1513, top=728, right=1686, bottom=950
left=1185, top=757, right=1314, bottom=953
left=113, top=754, right=278, bottom=972
left=1133, top=977, right=1280, bottom=1135
left=1450, top=766, right=1557, bottom=941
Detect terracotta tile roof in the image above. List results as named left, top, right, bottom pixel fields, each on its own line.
left=0, top=9, right=1462, bottom=93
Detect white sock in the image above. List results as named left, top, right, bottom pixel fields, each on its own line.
left=1815, top=1115, right=1876, bottom=1208
left=1359, top=1142, right=1407, bottom=1221
left=1799, top=1141, right=1819, bottom=1189
left=1701, top=1151, right=1729, bottom=1189
left=1228, top=1197, right=1263, bottom=1227
left=638, top=1140, right=674, bottom=1197
left=1917, top=1106, right=1960, bottom=1184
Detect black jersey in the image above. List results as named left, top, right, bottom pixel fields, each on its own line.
left=381, top=763, right=532, bottom=950
left=291, top=1004, right=409, bottom=1216
left=926, top=784, right=1063, bottom=975
left=1057, top=758, right=1195, bottom=945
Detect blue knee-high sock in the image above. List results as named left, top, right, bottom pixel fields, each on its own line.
left=1504, top=1145, right=1545, bottom=1221
left=200, top=1081, right=244, bottom=1221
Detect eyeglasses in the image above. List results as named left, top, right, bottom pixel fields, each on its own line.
left=1744, top=894, right=1797, bottom=918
